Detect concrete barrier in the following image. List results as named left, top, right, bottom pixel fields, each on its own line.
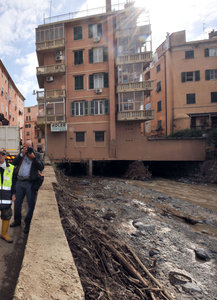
left=13, top=160, right=84, bottom=300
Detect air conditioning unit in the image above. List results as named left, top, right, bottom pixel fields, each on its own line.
left=56, top=51, right=63, bottom=61
left=95, top=88, right=102, bottom=94
left=93, top=36, right=101, bottom=43
left=46, top=76, right=54, bottom=82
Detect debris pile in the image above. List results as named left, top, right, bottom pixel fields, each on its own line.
left=124, top=161, right=152, bottom=181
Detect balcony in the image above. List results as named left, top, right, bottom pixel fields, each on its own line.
left=36, top=38, right=65, bottom=51
left=117, top=81, right=154, bottom=93
left=37, top=89, right=66, bottom=101
left=37, top=115, right=66, bottom=125
left=115, top=24, right=151, bottom=39
left=37, top=64, right=66, bottom=76
left=117, top=110, right=154, bottom=121
left=116, top=52, right=152, bottom=65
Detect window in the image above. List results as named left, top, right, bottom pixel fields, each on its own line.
left=190, top=117, right=196, bottom=129
left=89, top=47, right=108, bottom=63
left=26, top=132, right=30, bottom=136
left=156, top=64, right=161, bottom=72
left=205, top=69, right=217, bottom=80
left=71, top=101, right=88, bottom=116
left=89, top=73, right=109, bottom=89
left=74, top=26, right=82, bottom=40
left=95, top=131, right=104, bottom=142
left=74, top=50, right=83, bottom=65
left=90, top=99, right=109, bottom=115
left=157, top=100, right=162, bottom=112
left=186, top=93, right=196, bottom=104
left=185, top=50, right=194, bottom=59
left=27, top=108, right=31, bottom=113
left=181, top=71, right=200, bottom=82
left=74, top=75, right=84, bottom=90
left=205, top=48, right=217, bottom=57
left=156, top=120, right=162, bottom=131
left=88, top=24, right=102, bottom=38
left=211, top=92, right=217, bottom=103
left=38, top=138, right=41, bottom=143
left=156, top=81, right=161, bottom=92
left=76, top=132, right=85, bottom=142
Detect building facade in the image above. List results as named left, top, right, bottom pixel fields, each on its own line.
left=146, top=30, right=217, bottom=136
left=35, top=1, right=207, bottom=163
left=24, top=105, right=45, bottom=152
left=0, top=60, right=25, bottom=139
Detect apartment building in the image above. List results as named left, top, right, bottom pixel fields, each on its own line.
left=35, top=1, right=207, bottom=164
left=24, top=105, right=45, bottom=152
left=0, top=60, right=25, bottom=139
left=145, top=30, right=217, bottom=136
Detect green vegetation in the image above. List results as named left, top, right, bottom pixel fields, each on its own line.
left=206, top=128, right=217, bottom=148
left=169, top=128, right=203, bottom=138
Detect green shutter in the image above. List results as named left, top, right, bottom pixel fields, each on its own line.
left=88, top=25, right=93, bottom=38
left=103, top=47, right=108, bottom=62
left=181, top=72, right=186, bottom=82
left=74, top=51, right=78, bottom=65
left=195, top=71, right=200, bottom=81
left=71, top=102, right=75, bottom=116
left=97, top=24, right=102, bottom=36
left=104, top=73, right=109, bottom=88
left=204, top=48, right=209, bottom=57
left=104, top=99, right=109, bottom=114
left=89, top=49, right=93, bottom=63
left=89, top=75, right=94, bottom=89
left=90, top=100, right=94, bottom=115
left=205, top=70, right=210, bottom=80
left=85, top=101, right=88, bottom=115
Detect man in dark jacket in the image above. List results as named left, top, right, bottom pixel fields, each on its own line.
left=10, top=140, right=44, bottom=233
left=0, top=148, right=16, bottom=243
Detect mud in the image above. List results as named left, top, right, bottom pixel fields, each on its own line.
left=54, top=169, right=217, bottom=300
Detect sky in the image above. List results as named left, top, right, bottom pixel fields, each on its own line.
left=0, top=0, right=217, bottom=107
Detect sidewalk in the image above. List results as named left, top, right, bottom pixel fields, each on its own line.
left=13, top=159, right=84, bottom=300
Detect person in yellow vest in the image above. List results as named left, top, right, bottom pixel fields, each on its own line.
left=0, top=148, right=16, bottom=243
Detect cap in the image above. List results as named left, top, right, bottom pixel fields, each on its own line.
left=0, top=149, right=6, bottom=155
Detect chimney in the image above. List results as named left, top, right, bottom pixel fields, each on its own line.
left=106, top=0, right=111, bottom=12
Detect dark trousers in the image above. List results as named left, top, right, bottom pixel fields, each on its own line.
left=14, top=180, right=37, bottom=226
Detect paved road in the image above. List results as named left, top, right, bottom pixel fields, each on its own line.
left=0, top=201, right=28, bottom=300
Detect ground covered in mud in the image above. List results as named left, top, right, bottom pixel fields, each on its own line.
left=54, top=168, right=217, bottom=300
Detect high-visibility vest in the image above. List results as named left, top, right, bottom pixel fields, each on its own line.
left=0, top=164, right=14, bottom=206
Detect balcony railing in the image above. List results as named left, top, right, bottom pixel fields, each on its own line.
left=115, top=24, right=151, bottom=39
left=116, top=52, right=152, bottom=65
left=37, top=64, right=66, bottom=76
left=37, top=89, right=66, bottom=101
left=117, top=110, right=154, bottom=121
left=117, top=81, right=154, bottom=93
left=37, top=115, right=66, bottom=124
left=36, top=38, right=65, bottom=51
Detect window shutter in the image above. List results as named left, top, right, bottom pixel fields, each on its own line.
left=89, top=49, right=93, bottom=63
left=104, top=99, right=109, bottom=114
left=205, top=70, right=210, bottom=80
left=204, top=48, right=209, bottom=57
left=103, top=47, right=108, bottom=62
left=71, top=102, right=75, bottom=116
left=90, top=100, right=94, bottom=115
left=88, top=25, right=93, bottom=38
left=89, top=75, right=94, bottom=89
left=85, top=101, right=88, bottom=115
left=195, top=71, right=200, bottom=81
left=74, top=51, right=78, bottom=65
left=97, top=24, right=102, bottom=36
left=181, top=72, right=186, bottom=82
left=104, top=73, right=109, bottom=88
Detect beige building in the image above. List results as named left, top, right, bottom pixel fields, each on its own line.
left=24, top=105, right=45, bottom=152
left=145, top=30, right=217, bottom=136
left=35, top=1, right=207, bottom=164
left=0, top=60, right=25, bottom=139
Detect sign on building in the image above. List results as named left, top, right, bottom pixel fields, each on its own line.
left=51, top=123, right=67, bottom=132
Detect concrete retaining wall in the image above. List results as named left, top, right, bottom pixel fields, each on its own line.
left=13, top=160, right=84, bottom=300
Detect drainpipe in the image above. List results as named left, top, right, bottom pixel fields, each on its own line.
left=164, top=54, right=168, bottom=136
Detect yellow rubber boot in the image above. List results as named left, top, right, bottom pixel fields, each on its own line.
left=1, top=220, right=13, bottom=243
